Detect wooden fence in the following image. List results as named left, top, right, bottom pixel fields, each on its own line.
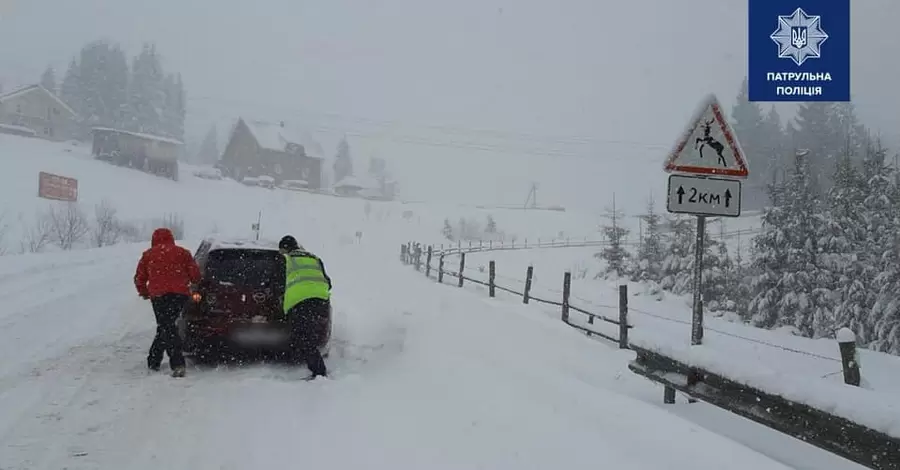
left=398, top=240, right=899, bottom=469
left=400, top=241, right=631, bottom=348
left=428, top=237, right=613, bottom=257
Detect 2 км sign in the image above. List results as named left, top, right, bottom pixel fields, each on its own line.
left=38, top=171, right=78, bottom=202
left=748, top=0, right=850, bottom=102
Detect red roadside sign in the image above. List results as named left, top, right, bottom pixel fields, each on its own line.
left=38, top=171, right=78, bottom=202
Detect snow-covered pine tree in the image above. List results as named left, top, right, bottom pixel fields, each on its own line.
left=442, top=218, right=454, bottom=241
left=630, top=196, right=664, bottom=283
left=333, top=137, right=353, bottom=184
left=822, top=154, right=869, bottom=339
left=659, top=214, right=694, bottom=294
left=760, top=105, right=788, bottom=186
left=730, top=77, right=767, bottom=209
left=748, top=150, right=829, bottom=336
left=829, top=102, right=869, bottom=167
left=106, top=45, right=130, bottom=129
left=596, top=195, right=630, bottom=279
left=127, top=43, right=166, bottom=135
left=60, top=58, right=83, bottom=131
left=485, top=215, right=497, bottom=234
left=863, top=142, right=900, bottom=351
left=40, top=66, right=57, bottom=95
left=793, top=102, right=836, bottom=194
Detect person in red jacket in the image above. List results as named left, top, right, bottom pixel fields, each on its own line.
left=134, top=228, right=201, bottom=377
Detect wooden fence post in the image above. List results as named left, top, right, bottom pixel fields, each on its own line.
left=415, top=244, right=422, bottom=271
left=425, top=246, right=433, bottom=277
left=489, top=240, right=493, bottom=249
left=619, top=285, right=629, bottom=349
left=480, top=240, right=483, bottom=250
left=837, top=327, right=861, bottom=386
left=489, top=260, right=496, bottom=298
left=458, top=252, right=466, bottom=288
left=524, top=238, right=527, bottom=248
left=438, top=254, right=445, bottom=283
left=523, top=266, right=533, bottom=304
left=401, top=244, right=407, bottom=264
left=561, top=272, right=571, bottom=323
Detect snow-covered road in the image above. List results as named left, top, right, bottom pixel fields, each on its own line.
left=0, top=238, right=821, bottom=470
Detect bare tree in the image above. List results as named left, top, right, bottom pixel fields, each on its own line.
left=153, top=213, right=185, bottom=240
left=0, top=212, right=9, bottom=255
left=92, top=200, right=121, bottom=247
left=47, top=202, right=89, bottom=250
left=21, top=213, right=53, bottom=253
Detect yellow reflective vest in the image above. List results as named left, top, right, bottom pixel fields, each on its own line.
left=283, top=251, right=331, bottom=313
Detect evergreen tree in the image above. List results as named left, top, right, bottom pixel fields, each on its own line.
left=659, top=215, right=695, bottom=294
left=60, top=58, right=83, bottom=120
left=485, top=215, right=497, bottom=234
left=822, top=155, right=869, bottom=338
left=40, top=66, right=57, bottom=94
left=596, top=195, right=630, bottom=278
left=333, top=137, right=354, bottom=183
left=829, top=102, right=868, bottom=165
left=748, top=150, right=828, bottom=335
left=793, top=102, right=835, bottom=193
left=630, top=196, right=664, bottom=283
left=442, top=218, right=454, bottom=241
left=197, top=125, right=219, bottom=165
left=863, top=142, right=900, bottom=350
left=730, top=77, right=767, bottom=209
left=760, top=105, right=788, bottom=189
left=76, top=41, right=129, bottom=129
left=127, top=43, right=166, bottom=134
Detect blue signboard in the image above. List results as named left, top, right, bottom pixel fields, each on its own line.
left=748, top=0, right=850, bottom=102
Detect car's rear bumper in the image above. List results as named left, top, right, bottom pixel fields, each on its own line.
left=184, top=316, right=331, bottom=351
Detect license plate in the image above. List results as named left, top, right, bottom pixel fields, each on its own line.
left=232, top=328, right=288, bottom=345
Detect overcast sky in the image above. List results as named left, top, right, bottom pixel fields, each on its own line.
left=1, top=0, right=898, bottom=214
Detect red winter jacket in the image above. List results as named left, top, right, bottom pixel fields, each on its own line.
left=134, top=228, right=201, bottom=298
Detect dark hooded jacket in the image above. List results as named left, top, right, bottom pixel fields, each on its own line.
left=134, top=228, right=201, bottom=298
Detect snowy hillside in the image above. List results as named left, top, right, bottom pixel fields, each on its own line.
left=0, top=136, right=866, bottom=469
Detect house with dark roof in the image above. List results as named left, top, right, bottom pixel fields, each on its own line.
left=0, top=84, right=77, bottom=141
left=219, top=118, right=324, bottom=189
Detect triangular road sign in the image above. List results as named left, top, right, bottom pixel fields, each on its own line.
left=664, top=94, right=750, bottom=179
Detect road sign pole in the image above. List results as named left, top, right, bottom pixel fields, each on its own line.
left=691, top=215, right=705, bottom=345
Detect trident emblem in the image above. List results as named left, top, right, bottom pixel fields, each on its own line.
left=791, top=27, right=808, bottom=49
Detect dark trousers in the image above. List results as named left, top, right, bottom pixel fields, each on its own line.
left=287, top=298, right=329, bottom=377
left=148, top=293, right=187, bottom=370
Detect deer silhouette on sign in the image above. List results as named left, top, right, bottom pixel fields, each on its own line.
left=694, top=119, right=727, bottom=167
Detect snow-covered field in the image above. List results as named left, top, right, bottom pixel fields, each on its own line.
left=0, top=135, right=870, bottom=469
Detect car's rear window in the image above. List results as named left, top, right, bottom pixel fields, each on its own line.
left=205, top=249, right=281, bottom=286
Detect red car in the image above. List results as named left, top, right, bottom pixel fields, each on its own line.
left=178, top=238, right=332, bottom=362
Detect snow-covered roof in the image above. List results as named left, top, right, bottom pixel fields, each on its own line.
left=92, top=127, right=184, bottom=146
left=0, top=84, right=76, bottom=117
left=208, top=238, right=280, bottom=252
left=242, top=119, right=325, bottom=158
left=0, top=123, right=37, bottom=135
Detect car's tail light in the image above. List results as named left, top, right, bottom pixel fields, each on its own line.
left=191, top=292, right=202, bottom=303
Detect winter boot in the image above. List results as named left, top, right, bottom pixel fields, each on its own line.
left=171, top=366, right=186, bottom=378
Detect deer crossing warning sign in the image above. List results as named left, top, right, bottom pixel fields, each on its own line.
left=664, top=94, right=750, bottom=179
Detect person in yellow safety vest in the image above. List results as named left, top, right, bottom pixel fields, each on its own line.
left=278, top=235, right=332, bottom=379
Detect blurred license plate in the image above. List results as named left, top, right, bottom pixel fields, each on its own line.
left=232, top=328, right=287, bottom=345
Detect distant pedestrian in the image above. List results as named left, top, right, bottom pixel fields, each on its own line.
left=134, top=228, right=201, bottom=378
